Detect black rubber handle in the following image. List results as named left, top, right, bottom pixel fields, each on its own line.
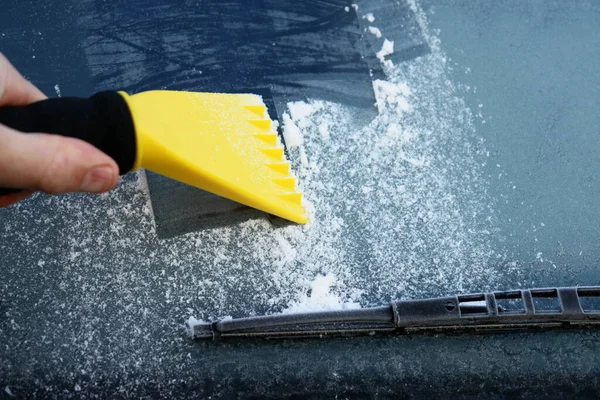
left=0, top=91, right=136, bottom=196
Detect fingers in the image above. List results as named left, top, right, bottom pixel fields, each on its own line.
left=0, top=54, right=118, bottom=207
left=0, top=54, right=111, bottom=208
left=0, top=124, right=119, bottom=195
left=0, top=190, right=33, bottom=208
left=0, top=52, right=46, bottom=107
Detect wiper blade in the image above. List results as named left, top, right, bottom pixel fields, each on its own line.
left=188, top=286, right=600, bottom=340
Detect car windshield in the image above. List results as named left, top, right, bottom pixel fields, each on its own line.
left=1, top=0, right=599, bottom=395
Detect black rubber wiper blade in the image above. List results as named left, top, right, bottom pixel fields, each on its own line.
left=188, top=286, right=600, bottom=340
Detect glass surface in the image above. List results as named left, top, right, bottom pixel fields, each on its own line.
left=0, top=0, right=599, bottom=393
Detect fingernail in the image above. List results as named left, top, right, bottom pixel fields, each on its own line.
left=80, top=166, right=115, bottom=193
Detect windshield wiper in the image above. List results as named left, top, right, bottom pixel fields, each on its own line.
left=187, top=287, right=600, bottom=340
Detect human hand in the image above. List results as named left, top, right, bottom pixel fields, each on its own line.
left=0, top=53, right=119, bottom=207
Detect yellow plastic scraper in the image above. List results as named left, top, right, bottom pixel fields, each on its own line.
left=0, top=90, right=308, bottom=224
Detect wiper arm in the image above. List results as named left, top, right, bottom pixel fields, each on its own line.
left=187, top=286, right=600, bottom=340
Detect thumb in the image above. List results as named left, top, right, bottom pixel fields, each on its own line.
left=0, top=124, right=119, bottom=194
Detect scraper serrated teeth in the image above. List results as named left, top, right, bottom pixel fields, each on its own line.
left=248, top=119, right=271, bottom=131
left=273, top=177, right=297, bottom=191
left=243, top=105, right=266, bottom=117
left=280, top=192, right=303, bottom=205
left=266, top=162, right=290, bottom=175
left=254, top=133, right=278, bottom=145
left=261, top=147, right=284, bottom=159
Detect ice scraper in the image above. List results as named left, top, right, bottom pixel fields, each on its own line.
left=0, top=90, right=308, bottom=224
